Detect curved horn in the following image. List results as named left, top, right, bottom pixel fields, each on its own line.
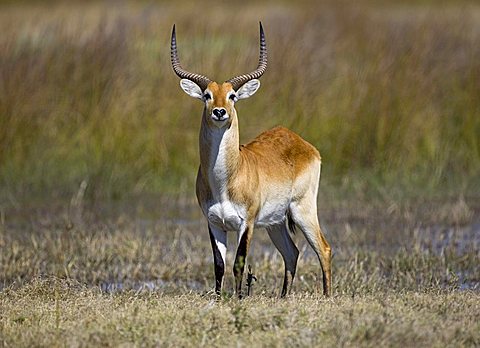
left=171, top=24, right=211, bottom=91
left=227, top=22, right=267, bottom=90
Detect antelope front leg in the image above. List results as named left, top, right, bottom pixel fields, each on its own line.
left=208, top=224, right=227, bottom=295
left=233, top=222, right=254, bottom=298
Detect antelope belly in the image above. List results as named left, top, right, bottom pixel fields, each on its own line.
left=254, top=199, right=289, bottom=227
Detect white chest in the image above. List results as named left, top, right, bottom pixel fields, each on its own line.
left=206, top=200, right=245, bottom=231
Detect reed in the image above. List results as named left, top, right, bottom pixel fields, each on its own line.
left=0, top=1, right=479, bottom=202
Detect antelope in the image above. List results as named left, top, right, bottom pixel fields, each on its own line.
left=170, top=23, right=332, bottom=297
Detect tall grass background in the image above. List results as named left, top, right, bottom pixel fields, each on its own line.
left=1, top=0, right=479, bottom=204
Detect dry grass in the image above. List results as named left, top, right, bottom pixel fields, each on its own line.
left=1, top=196, right=479, bottom=346
left=1, top=278, right=479, bottom=347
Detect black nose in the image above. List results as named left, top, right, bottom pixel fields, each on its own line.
left=212, top=108, right=227, bottom=118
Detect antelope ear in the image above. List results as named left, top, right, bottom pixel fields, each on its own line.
left=180, top=79, right=203, bottom=99
left=236, top=79, right=260, bottom=100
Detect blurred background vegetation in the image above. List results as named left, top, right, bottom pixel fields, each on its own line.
left=0, top=0, right=479, bottom=205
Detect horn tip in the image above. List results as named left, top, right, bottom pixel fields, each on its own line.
left=259, top=22, right=265, bottom=38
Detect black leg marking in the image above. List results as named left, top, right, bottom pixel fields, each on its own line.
left=233, top=226, right=252, bottom=298
left=209, top=227, right=225, bottom=295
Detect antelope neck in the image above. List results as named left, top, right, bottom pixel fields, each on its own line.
left=199, top=108, right=240, bottom=197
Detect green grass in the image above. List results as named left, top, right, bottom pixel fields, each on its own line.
left=0, top=1, right=479, bottom=202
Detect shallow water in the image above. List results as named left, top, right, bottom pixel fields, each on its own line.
left=415, top=222, right=480, bottom=255
left=99, top=279, right=205, bottom=294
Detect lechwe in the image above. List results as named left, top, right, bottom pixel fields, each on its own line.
left=171, top=22, right=332, bottom=297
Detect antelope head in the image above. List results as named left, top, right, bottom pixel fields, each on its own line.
left=171, top=23, right=267, bottom=128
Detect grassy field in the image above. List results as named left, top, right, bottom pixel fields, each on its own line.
left=1, top=280, right=478, bottom=347
left=1, top=196, right=479, bottom=346
left=1, top=0, right=479, bottom=346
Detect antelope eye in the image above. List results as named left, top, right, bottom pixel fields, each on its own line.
left=229, top=94, right=237, bottom=101
left=204, top=94, right=211, bottom=101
